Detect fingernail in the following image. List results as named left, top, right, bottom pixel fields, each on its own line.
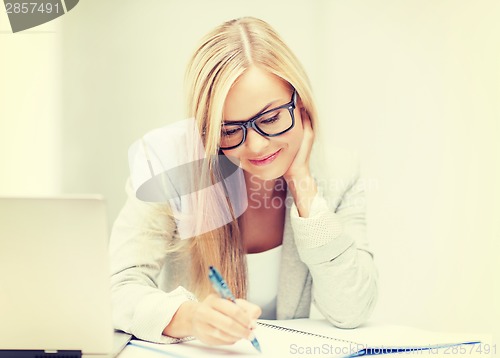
left=250, top=320, right=257, bottom=329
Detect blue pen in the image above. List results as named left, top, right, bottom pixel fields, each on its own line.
left=208, top=266, right=262, bottom=353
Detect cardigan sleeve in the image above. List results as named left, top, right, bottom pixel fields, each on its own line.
left=289, top=158, right=378, bottom=328
left=109, top=179, right=197, bottom=343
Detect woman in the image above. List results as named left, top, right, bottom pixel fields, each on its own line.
left=110, top=17, right=378, bottom=346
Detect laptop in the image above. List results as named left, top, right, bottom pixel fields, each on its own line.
left=0, top=197, right=131, bottom=358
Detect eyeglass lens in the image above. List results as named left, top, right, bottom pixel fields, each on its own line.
left=220, top=106, right=293, bottom=149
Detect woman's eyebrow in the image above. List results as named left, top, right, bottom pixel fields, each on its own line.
left=224, top=100, right=278, bottom=123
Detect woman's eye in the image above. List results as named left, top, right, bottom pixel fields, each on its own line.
left=222, top=127, right=241, bottom=136
left=260, top=114, right=280, bottom=124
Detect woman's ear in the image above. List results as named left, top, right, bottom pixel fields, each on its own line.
left=299, top=106, right=306, bottom=117
left=300, top=107, right=311, bottom=126
left=296, top=97, right=306, bottom=117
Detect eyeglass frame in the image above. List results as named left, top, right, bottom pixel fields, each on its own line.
left=219, top=88, right=297, bottom=150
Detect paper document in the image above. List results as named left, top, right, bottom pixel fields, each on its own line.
left=118, top=319, right=488, bottom=358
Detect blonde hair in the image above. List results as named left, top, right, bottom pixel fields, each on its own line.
left=178, top=17, right=318, bottom=299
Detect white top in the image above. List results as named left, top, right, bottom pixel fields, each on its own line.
left=246, top=245, right=282, bottom=319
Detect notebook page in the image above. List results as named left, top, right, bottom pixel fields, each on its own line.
left=269, top=319, right=492, bottom=357
left=120, top=319, right=491, bottom=358
left=123, top=320, right=358, bottom=357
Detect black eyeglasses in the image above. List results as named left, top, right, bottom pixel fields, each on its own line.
left=219, top=89, right=297, bottom=150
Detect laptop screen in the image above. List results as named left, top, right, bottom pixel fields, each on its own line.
left=0, top=197, right=115, bottom=357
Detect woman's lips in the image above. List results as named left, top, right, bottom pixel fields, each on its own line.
left=248, top=149, right=282, bottom=166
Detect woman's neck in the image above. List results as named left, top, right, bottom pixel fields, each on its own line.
left=240, top=172, right=287, bottom=253
left=243, top=172, right=287, bottom=211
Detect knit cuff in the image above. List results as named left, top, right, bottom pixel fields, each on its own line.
left=290, top=194, right=343, bottom=249
left=131, top=286, right=197, bottom=344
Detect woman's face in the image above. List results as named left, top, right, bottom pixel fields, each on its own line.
left=221, top=66, right=304, bottom=181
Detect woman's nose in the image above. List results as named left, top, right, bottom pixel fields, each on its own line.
left=244, top=128, right=269, bottom=153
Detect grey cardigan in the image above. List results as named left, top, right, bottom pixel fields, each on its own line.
left=109, top=147, right=378, bottom=344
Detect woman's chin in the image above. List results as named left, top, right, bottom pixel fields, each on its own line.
left=243, top=166, right=286, bottom=181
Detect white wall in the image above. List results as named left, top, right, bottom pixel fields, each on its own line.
left=57, top=0, right=322, bottom=222
left=0, top=15, right=61, bottom=195
left=2, top=0, right=499, bottom=343
left=318, top=1, right=500, bottom=340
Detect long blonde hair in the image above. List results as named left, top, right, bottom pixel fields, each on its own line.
left=179, top=17, right=318, bottom=299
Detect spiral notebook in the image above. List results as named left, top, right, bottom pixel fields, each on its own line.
left=124, top=319, right=483, bottom=358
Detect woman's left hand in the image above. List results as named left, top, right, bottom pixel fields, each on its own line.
left=283, top=111, right=315, bottom=183
left=283, top=112, right=317, bottom=217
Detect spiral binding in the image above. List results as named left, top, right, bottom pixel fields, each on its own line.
left=256, top=321, right=360, bottom=346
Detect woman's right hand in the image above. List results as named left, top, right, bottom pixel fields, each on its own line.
left=164, top=293, right=261, bottom=346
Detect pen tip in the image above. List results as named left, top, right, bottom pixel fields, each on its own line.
left=251, top=338, right=262, bottom=353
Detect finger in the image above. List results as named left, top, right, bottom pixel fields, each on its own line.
left=197, top=309, right=244, bottom=344
left=214, top=299, right=255, bottom=333
left=197, top=326, right=240, bottom=346
left=235, top=299, right=262, bottom=322
left=205, top=324, right=242, bottom=345
left=195, top=296, right=245, bottom=341
left=206, top=298, right=253, bottom=339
